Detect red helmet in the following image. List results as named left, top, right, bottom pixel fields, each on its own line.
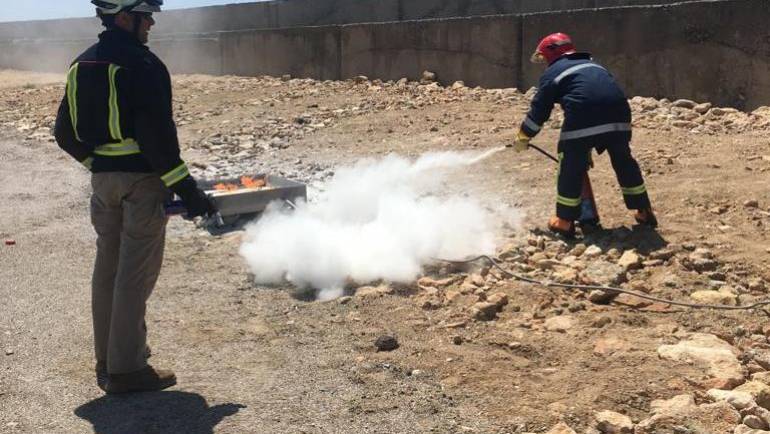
left=531, top=33, right=576, bottom=64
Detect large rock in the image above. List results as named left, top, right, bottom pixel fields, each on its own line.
left=707, top=389, right=755, bottom=410
left=594, top=337, right=632, bottom=357
left=581, top=261, right=627, bottom=286
left=657, top=333, right=745, bottom=389
left=472, top=302, right=499, bottom=321
left=682, top=248, right=719, bottom=273
left=690, top=289, right=737, bottom=306
left=735, top=381, right=770, bottom=409
left=635, top=401, right=740, bottom=434
left=545, top=315, right=575, bottom=333
left=595, top=410, right=634, bottom=433
left=735, top=426, right=770, bottom=434
left=617, top=250, right=642, bottom=270
left=545, top=422, right=577, bottom=434
left=649, top=394, right=696, bottom=415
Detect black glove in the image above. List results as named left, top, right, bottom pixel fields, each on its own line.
left=171, top=177, right=217, bottom=218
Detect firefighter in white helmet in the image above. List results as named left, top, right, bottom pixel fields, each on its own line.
left=54, top=0, right=217, bottom=393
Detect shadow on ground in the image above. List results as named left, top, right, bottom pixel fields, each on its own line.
left=75, top=391, right=245, bottom=434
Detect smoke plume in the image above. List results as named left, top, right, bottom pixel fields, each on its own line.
left=239, top=148, right=518, bottom=300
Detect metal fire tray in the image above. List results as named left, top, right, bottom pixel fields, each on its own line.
left=198, top=174, right=306, bottom=218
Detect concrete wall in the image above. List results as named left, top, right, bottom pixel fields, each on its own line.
left=0, top=0, right=708, bottom=42
left=340, top=16, right=521, bottom=89
left=520, top=0, right=770, bottom=110
left=220, top=26, right=340, bottom=79
left=0, top=0, right=768, bottom=110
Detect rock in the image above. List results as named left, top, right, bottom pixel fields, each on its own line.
left=416, top=293, right=442, bottom=310
left=588, top=289, right=619, bottom=304
left=649, top=394, right=696, bottom=415
left=690, top=289, right=737, bottom=306
left=735, top=381, right=770, bottom=409
left=744, top=415, right=770, bottom=430
left=487, top=292, right=509, bottom=309
left=584, top=245, right=603, bottom=258
left=594, top=410, right=634, bottom=434
left=657, top=333, right=745, bottom=389
left=545, top=315, right=575, bottom=333
left=553, top=268, right=579, bottom=283
left=374, top=335, right=399, bottom=352
left=749, top=278, right=766, bottom=292
left=421, top=70, right=437, bottom=83
left=4, top=348, right=13, bottom=356
left=636, top=401, right=739, bottom=434
left=451, top=81, right=466, bottom=90
left=280, top=74, right=292, bottom=81
left=617, top=250, right=642, bottom=270
left=570, top=244, right=588, bottom=257
left=707, top=389, right=756, bottom=410
left=752, top=372, right=770, bottom=385
left=472, top=302, right=499, bottom=321
left=662, top=273, right=682, bottom=288
left=682, top=248, right=719, bottom=272
left=753, top=351, right=770, bottom=371
left=338, top=296, right=352, bottom=305
left=417, top=276, right=461, bottom=288
left=673, top=99, right=697, bottom=109
left=649, top=248, right=677, bottom=261
left=582, top=261, right=627, bottom=286
left=353, top=75, right=369, bottom=83
left=735, top=425, right=770, bottom=434
left=694, top=102, right=713, bottom=114
left=355, top=285, right=394, bottom=298
left=593, top=337, right=632, bottom=357
left=536, top=258, right=562, bottom=270
left=592, top=316, right=612, bottom=328
left=746, top=200, right=760, bottom=209
left=545, top=422, right=578, bottom=434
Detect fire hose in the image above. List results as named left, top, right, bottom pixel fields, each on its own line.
left=432, top=144, right=769, bottom=313
left=434, top=255, right=770, bottom=314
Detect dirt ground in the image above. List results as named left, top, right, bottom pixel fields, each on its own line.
left=2, top=69, right=770, bottom=434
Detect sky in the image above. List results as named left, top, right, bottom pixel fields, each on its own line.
left=0, top=0, right=266, bottom=23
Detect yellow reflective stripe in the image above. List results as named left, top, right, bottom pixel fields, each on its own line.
left=66, top=63, right=81, bottom=142
left=80, top=156, right=93, bottom=170
left=107, top=64, right=123, bottom=141
left=94, top=138, right=141, bottom=156
left=557, top=195, right=581, bottom=207
left=622, top=184, right=647, bottom=196
left=161, top=163, right=189, bottom=187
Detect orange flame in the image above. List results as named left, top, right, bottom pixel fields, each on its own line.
left=213, top=176, right=267, bottom=191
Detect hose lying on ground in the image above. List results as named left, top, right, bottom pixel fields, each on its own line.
left=434, top=255, right=770, bottom=313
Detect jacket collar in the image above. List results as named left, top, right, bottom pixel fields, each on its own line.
left=550, top=52, right=592, bottom=66
left=98, top=28, right=146, bottom=48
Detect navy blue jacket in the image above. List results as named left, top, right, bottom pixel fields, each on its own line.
left=520, top=53, right=631, bottom=144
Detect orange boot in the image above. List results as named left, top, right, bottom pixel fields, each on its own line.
left=634, top=208, right=658, bottom=228
left=548, top=216, right=576, bottom=238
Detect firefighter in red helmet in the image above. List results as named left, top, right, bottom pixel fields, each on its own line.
left=513, top=32, right=657, bottom=237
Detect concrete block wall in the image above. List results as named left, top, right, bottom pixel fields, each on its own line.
left=0, top=0, right=709, bottom=41
left=521, top=0, right=770, bottom=109
left=340, top=16, right=521, bottom=89
left=0, top=0, right=767, bottom=109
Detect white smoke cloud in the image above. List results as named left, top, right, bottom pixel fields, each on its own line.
left=239, top=148, right=518, bottom=300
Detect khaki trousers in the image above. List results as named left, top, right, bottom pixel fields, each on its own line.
left=90, top=172, right=168, bottom=374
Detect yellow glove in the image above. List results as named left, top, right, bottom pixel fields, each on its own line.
left=510, top=130, right=530, bottom=153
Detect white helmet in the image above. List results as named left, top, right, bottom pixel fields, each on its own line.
left=92, top=0, right=163, bottom=15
